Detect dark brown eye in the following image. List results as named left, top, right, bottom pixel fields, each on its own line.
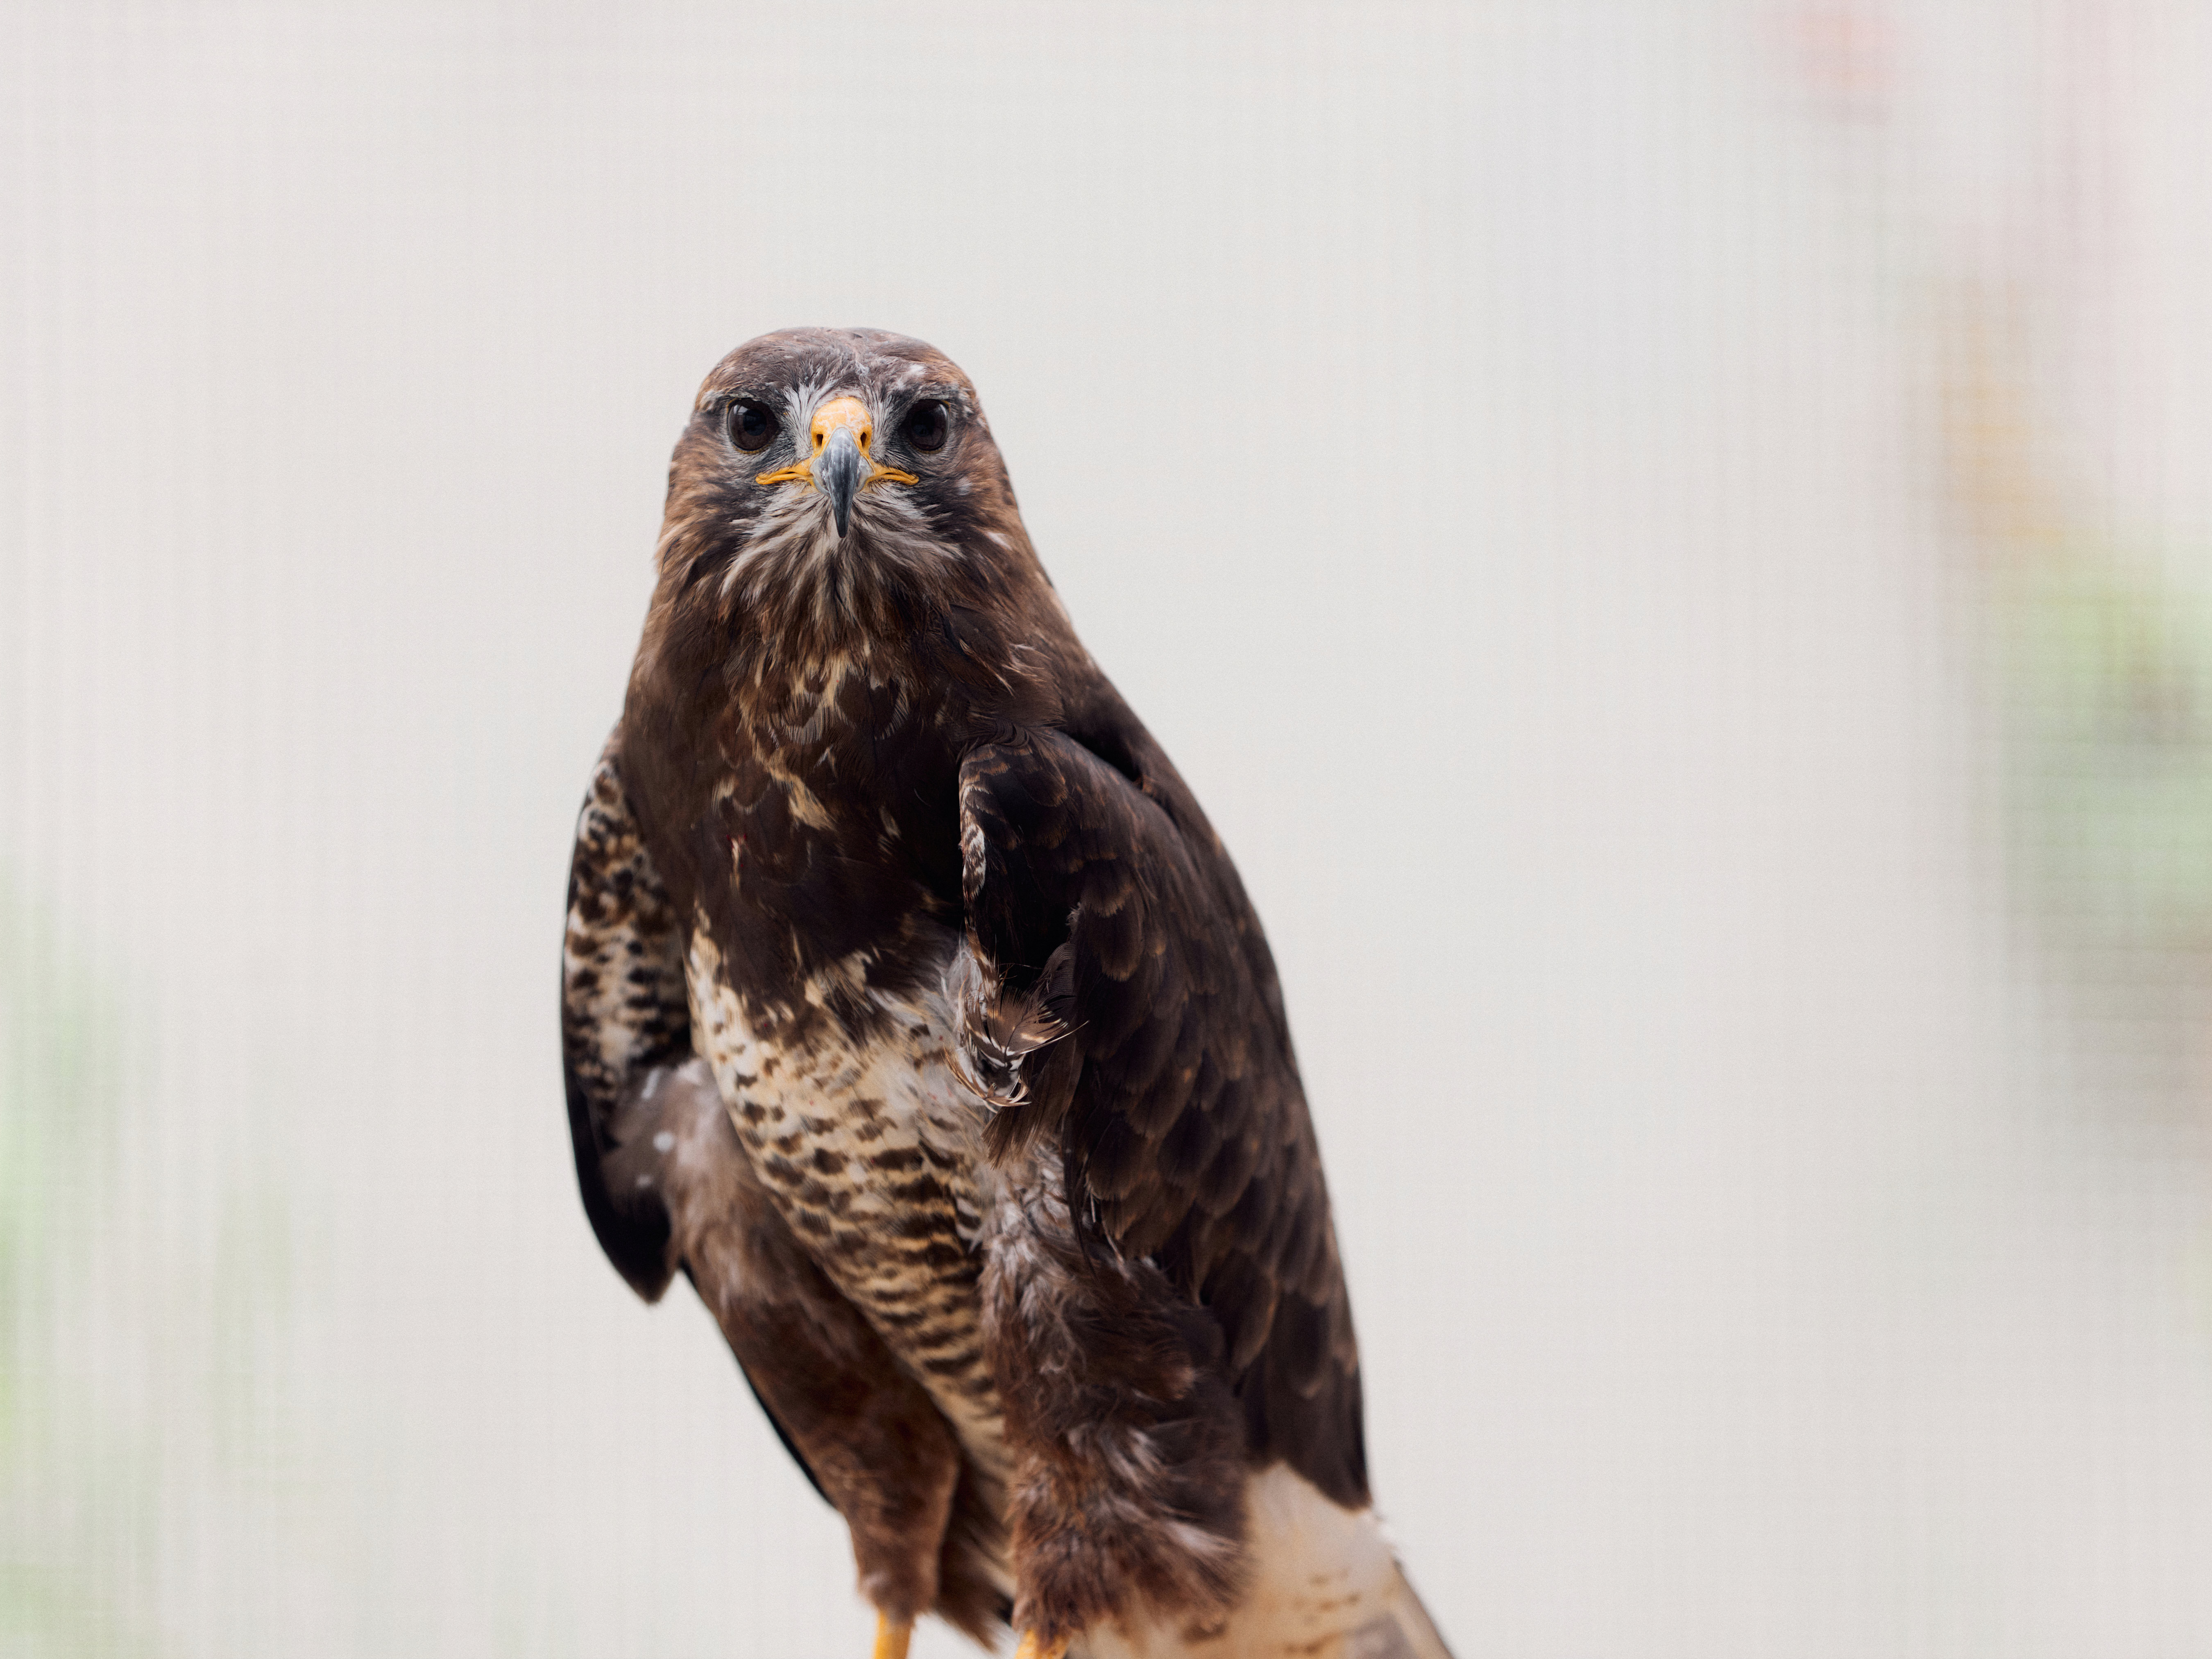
left=727, top=399, right=778, bottom=453
left=900, top=399, right=950, bottom=453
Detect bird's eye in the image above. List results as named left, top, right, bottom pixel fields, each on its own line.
left=727, top=400, right=779, bottom=453
left=900, top=400, right=950, bottom=454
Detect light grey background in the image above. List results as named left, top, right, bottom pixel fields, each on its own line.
left=7, top=3, right=2212, bottom=1656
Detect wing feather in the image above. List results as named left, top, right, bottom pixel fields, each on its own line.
left=952, top=720, right=1367, bottom=1504
left=560, top=739, right=693, bottom=1299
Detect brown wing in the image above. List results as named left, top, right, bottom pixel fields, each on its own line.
left=951, top=721, right=1367, bottom=1506
left=561, top=739, right=694, bottom=1299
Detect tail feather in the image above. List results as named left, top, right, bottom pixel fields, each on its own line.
left=1066, top=1468, right=1454, bottom=1659
left=1349, top=1569, right=1453, bottom=1659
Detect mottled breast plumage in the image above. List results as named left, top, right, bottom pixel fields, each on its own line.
left=684, top=925, right=1010, bottom=1480
left=560, top=325, right=1450, bottom=1659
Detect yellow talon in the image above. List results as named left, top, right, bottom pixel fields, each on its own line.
left=872, top=1613, right=912, bottom=1659
left=1013, top=1632, right=1071, bottom=1659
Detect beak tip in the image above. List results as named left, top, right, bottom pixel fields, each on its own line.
left=818, top=427, right=865, bottom=541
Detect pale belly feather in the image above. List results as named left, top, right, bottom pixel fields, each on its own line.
left=682, top=933, right=1444, bottom=1659
left=684, top=927, right=1011, bottom=1483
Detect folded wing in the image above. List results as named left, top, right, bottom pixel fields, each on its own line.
left=560, top=741, right=695, bottom=1299
left=951, top=722, right=1367, bottom=1505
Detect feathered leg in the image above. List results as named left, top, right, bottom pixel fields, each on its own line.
left=981, top=1172, right=1249, bottom=1652
left=616, top=1058, right=1005, bottom=1644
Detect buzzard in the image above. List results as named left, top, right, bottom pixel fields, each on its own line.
left=561, top=329, right=1453, bottom=1659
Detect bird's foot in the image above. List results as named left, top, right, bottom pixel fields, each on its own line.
left=872, top=1613, right=912, bottom=1659
left=1013, top=1632, right=1071, bottom=1659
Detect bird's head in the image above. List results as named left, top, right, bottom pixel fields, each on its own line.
left=653, top=328, right=1041, bottom=646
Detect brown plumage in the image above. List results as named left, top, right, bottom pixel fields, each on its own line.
left=560, top=329, right=1450, bottom=1659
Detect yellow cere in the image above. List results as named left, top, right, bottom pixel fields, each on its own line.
left=757, top=394, right=917, bottom=490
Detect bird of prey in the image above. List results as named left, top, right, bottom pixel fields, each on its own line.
left=561, top=328, right=1453, bottom=1659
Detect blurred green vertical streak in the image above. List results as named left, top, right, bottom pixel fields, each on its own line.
left=1997, top=555, right=2212, bottom=950
left=0, top=874, right=116, bottom=1449
left=1948, top=297, right=2212, bottom=1110
left=0, top=873, right=153, bottom=1657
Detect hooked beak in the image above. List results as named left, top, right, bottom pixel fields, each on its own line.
left=754, top=394, right=917, bottom=538
left=816, top=426, right=866, bottom=537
